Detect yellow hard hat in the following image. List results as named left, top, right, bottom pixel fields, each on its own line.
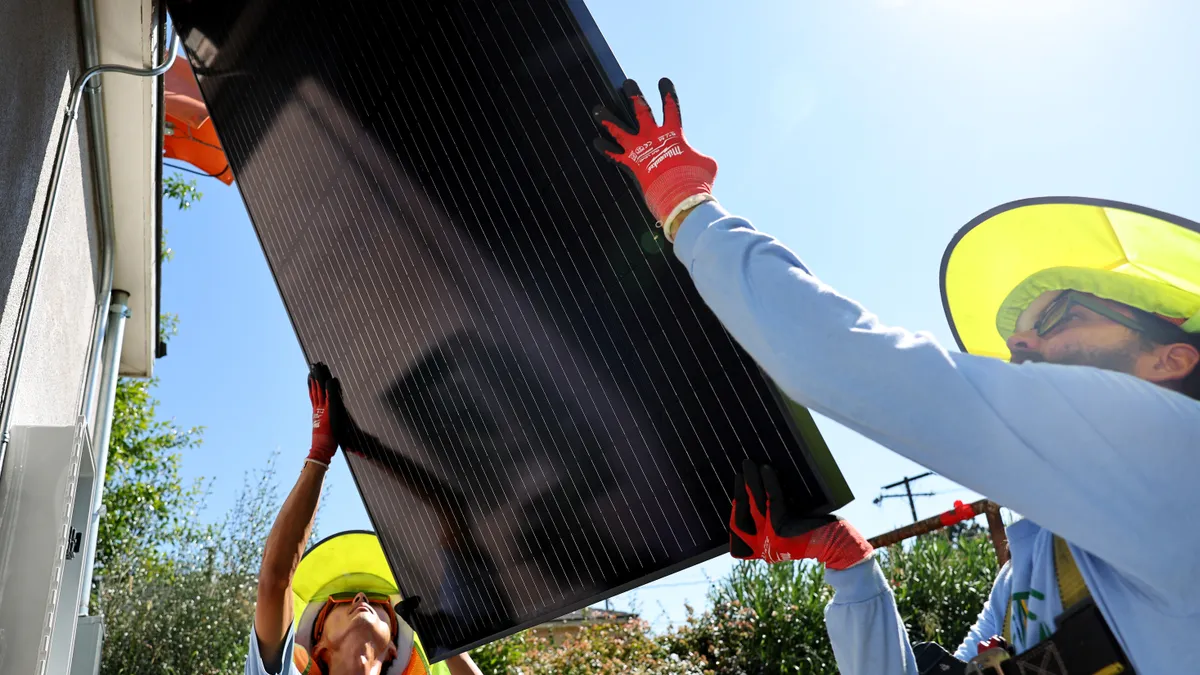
left=292, top=531, right=448, bottom=675
left=940, top=197, right=1200, bottom=360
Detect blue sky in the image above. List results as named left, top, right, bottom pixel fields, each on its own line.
left=155, top=0, right=1200, bottom=630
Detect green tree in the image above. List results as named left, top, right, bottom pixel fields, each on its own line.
left=158, top=173, right=200, bottom=347
left=474, top=619, right=704, bottom=675
left=468, top=628, right=530, bottom=674
left=97, top=455, right=283, bottom=674
left=94, top=378, right=203, bottom=580
left=665, top=532, right=999, bottom=674
left=664, top=561, right=834, bottom=674
left=94, top=172, right=284, bottom=673
left=162, top=174, right=203, bottom=214
left=881, top=530, right=999, bottom=647
left=96, top=172, right=206, bottom=584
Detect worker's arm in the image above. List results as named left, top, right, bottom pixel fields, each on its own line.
left=731, top=462, right=917, bottom=674
left=823, top=560, right=919, bottom=674
left=446, top=653, right=484, bottom=675
left=953, top=562, right=1012, bottom=660
left=253, top=364, right=343, bottom=673
left=254, top=462, right=325, bottom=671
left=829, top=557, right=1015, bottom=672
left=673, top=201, right=1200, bottom=607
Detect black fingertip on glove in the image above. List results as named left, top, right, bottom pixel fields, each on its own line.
left=729, top=469, right=756, bottom=558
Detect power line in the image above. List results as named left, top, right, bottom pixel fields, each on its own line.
left=162, top=161, right=215, bottom=178
left=874, top=471, right=939, bottom=523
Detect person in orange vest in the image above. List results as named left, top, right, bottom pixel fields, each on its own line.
left=246, top=364, right=480, bottom=675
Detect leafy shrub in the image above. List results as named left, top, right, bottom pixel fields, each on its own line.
left=879, top=529, right=1000, bottom=647
left=98, top=451, right=283, bottom=675
left=470, top=629, right=531, bottom=674
left=475, top=619, right=704, bottom=675
left=669, top=532, right=999, bottom=674
left=479, top=531, right=999, bottom=674
left=664, top=561, right=834, bottom=674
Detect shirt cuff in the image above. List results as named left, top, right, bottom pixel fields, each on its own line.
left=672, top=200, right=737, bottom=266
left=825, top=557, right=891, bottom=605
left=247, top=621, right=298, bottom=675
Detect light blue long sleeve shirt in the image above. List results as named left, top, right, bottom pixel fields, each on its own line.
left=245, top=624, right=301, bottom=675
left=673, top=201, right=1200, bottom=674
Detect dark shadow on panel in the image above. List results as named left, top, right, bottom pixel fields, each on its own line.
left=338, top=415, right=515, bottom=643
left=348, top=329, right=663, bottom=651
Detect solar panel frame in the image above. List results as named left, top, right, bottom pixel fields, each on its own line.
left=166, top=0, right=852, bottom=660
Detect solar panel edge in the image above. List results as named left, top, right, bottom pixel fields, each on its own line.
left=560, top=0, right=628, bottom=92
left=432, top=543, right=728, bottom=662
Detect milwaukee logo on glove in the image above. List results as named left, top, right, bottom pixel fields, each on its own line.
left=646, top=144, right=684, bottom=173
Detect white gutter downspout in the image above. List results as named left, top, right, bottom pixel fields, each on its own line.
left=76, top=291, right=130, bottom=616
left=75, top=0, right=120, bottom=430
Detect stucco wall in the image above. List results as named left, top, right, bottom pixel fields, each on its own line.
left=0, top=3, right=103, bottom=672
left=0, top=0, right=100, bottom=429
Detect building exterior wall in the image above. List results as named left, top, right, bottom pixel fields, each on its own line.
left=0, top=4, right=104, bottom=671
left=0, top=0, right=100, bottom=429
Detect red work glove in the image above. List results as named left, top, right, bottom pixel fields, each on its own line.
left=730, top=460, right=873, bottom=570
left=977, top=636, right=1010, bottom=655
left=592, top=78, right=717, bottom=241
left=306, top=362, right=343, bottom=467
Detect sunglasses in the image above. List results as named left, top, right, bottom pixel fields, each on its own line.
left=312, top=591, right=397, bottom=645
left=325, top=591, right=392, bottom=605
left=1034, top=290, right=1186, bottom=344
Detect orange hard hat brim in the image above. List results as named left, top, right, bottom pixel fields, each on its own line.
left=163, top=60, right=233, bottom=184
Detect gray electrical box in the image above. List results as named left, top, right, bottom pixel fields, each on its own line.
left=0, top=420, right=94, bottom=675
left=70, top=615, right=104, bottom=675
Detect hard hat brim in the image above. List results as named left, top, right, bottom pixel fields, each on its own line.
left=940, top=197, right=1200, bottom=360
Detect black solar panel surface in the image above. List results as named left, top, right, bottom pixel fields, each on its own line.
left=167, top=0, right=851, bottom=659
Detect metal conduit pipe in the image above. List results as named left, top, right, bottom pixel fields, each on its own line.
left=0, top=28, right=180, bottom=492
left=75, top=0, right=120, bottom=429
left=77, top=290, right=130, bottom=616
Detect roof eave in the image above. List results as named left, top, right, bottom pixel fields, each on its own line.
left=93, top=0, right=161, bottom=378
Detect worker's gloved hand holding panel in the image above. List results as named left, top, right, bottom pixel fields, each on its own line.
left=730, top=460, right=873, bottom=570
left=306, top=362, right=342, bottom=467
left=306, top=362, right=365, bottom=466
left=592, top=78, right=718, bottom=241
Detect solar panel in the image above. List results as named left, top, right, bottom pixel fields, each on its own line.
left=167, top=0, right=852, bottom=659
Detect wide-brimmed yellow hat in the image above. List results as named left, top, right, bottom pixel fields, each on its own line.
left=293, top=531, right=447, bottom=675
left=941, top=197, right=1200, bottom=360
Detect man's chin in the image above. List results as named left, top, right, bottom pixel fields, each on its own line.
left=349, top=612, right=392, bottom=637
left=349, top=611, right=381, bottom=627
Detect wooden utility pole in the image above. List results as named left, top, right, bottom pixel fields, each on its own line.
left=874, top=471, right=937, bottom=523
left=982, top=501, right=1011, bottom=566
